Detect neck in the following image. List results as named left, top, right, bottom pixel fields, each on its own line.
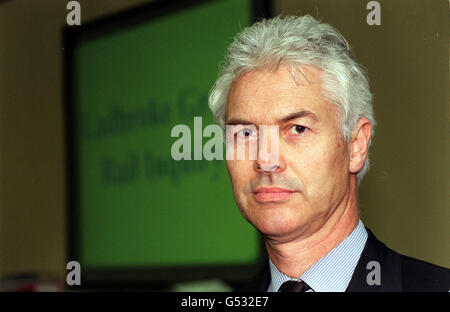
left=264, top=180, right=360, bottom=278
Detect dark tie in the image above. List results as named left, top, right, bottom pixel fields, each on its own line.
left=278, top=280, right=311, bottom=292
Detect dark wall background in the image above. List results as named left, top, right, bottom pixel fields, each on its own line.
left=276, top=0, right=449, bottom=267
left=0, top=0, right=448, bottom=284
left=0, top=0, right=151, bottom=282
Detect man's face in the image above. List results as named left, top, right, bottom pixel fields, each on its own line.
left=225, top=64, right=353, bottom=241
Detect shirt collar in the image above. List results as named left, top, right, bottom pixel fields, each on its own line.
left=268, top=219, right=368, bottom=292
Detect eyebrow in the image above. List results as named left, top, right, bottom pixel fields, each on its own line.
left=226, top=118, right=254, bottom=126
left=279, top=110, right=319, bottom=123
left=226, top=109, right=319, bottom=126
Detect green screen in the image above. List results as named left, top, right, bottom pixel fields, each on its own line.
left=74, top=0, right=260, bottom=269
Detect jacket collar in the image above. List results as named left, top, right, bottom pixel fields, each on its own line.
left=238, top=227, right=403, bottom=292
left=345, top=227, right=402, bottom=291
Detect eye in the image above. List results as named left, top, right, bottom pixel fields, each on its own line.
left=235, top=127, right=258, bottom=141
left=288, top=125, right=307, bottom=135
left=236, top=127, right=257, bottom=139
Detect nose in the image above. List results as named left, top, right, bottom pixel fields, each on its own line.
left=256, top=163, right=279, bottom=172
left=254, top=125, right=285, bottom=173
left=255, top=155, right=286, bottom=173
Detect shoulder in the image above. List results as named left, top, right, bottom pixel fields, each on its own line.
left=400, top=254, right=450, bottom=292
left=367, top=228, right=450, bottom=291
left=348, top=227, right=450, bottom=292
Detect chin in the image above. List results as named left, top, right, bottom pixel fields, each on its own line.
left=246, top=205, right=305, bottom=238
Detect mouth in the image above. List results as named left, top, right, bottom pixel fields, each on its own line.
left=252, top=187, right=296, bottom=203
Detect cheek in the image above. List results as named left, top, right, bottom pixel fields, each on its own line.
left=226, top=160, right=252, bottom=194
left=326, top=139, right=350, bottom=176
left=286, top=138, right=349, bottom=192
left=313, top=142, right=350, bottom=203
left=226, top=160, right=254, bottom=220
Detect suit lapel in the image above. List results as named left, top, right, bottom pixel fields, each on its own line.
left=346, top=227, right=402, bottom=291
left=238, top=227, right=403, bottom=292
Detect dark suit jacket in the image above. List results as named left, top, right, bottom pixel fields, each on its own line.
left=236, top=228, right=450, bottom=292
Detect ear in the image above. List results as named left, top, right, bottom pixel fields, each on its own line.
left=349, top=118, right=372, bottom=174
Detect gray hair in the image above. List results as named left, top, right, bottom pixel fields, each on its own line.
left=208, top=15, right=375, bottom=182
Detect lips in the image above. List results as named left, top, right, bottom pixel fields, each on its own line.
left=252, top=187, right=296, bottom=203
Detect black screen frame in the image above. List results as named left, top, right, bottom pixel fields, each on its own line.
left=63, top=0, right=273, bottom=291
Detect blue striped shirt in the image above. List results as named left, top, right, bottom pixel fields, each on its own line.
left=267, top=219, right=368, bottom=292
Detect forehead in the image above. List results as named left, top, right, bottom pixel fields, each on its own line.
left=226, top=64, right=339, bottom=126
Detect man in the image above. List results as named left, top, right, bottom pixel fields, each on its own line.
left=208, top=15, right=449, bottom=292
